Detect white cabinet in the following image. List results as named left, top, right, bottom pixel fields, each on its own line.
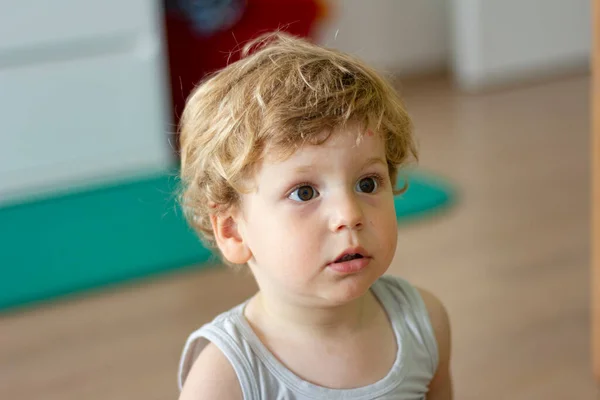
left=0, top=1, right=173, bottom=204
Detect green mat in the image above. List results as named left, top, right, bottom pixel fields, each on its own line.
left=0, top=170, right=455, bottom=311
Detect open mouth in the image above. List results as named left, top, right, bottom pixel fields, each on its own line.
left=334, top=253, right=364, bottom=263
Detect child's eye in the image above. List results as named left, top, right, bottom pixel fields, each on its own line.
left=356, top=176, right=380, bottom=193
left=289, top=185, right=319, bottom=202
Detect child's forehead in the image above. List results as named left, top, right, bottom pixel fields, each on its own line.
left=262, top=128, right=385, bottom=168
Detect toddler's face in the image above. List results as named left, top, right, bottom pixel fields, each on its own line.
left=237, top=127, right=398, bottom=306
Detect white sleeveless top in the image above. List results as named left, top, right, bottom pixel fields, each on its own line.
left=178, top=275, right=438, bottom=399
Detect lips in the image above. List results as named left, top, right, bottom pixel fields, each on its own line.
left=327, top=247, right=371, bottom=274
left=332, top=247, right=369, bottom=264
left=335, top=253, right=364, bottom=263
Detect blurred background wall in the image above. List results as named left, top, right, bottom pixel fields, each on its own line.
left=316, top=0, right=450, bottom=76
left=450, top=0, right=590, bottom=90
left=318, top=0, right=590, bottom=88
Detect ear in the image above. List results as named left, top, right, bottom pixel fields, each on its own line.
left=210, top=210, right=252, bottom=265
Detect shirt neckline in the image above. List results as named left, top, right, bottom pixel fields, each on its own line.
left=232, top=277, right=408, bottom=399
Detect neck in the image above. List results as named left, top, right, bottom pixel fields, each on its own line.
left=246, top=288, right=380, bottom=338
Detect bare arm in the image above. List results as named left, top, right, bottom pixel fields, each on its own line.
left=179, top=342, right=243, bottom=400
left=418, top=288, right=453, bottom=400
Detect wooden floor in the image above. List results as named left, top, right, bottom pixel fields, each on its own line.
left=0, top=75, right=595, bottom=399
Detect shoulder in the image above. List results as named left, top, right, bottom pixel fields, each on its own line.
left=416, top=287, right=453, bottom=398
left=416, top=288, right=451, bottom=344
left=179, top=342, right=243, bottom=400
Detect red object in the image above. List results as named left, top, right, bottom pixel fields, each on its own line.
left=163, top=0, right=325, bottom=154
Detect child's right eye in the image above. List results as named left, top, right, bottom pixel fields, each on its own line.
left=288, top=185, right=319, bottom=202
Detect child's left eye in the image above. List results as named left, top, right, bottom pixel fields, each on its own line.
left=356, top=176, right=379, bottom=193
left=289, top=185, right=319, bottom=202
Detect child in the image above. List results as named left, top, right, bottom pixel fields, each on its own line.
left=177, top=32, right=453, bottom=399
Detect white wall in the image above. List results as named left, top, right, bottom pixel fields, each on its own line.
left=451, top=0, right=591, bottom=90
left=0, top=0, right=173, bottom=205
left=318, top=0, right=590, bottom=90
left=316, top=0, right=450, bottom=75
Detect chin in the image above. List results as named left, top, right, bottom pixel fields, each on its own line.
left=323, top=269, right=383, bottom=305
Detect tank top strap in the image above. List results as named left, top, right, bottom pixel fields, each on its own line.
left=178, top=304, right=260, bottom=399
left=374, top=275, right=439, bottom=377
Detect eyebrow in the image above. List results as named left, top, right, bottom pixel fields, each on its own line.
left=362, top=157, right=387, bottom=168
left=292, top=165, right=315, bottom=174
left=291, top=157, right=387, bottom=174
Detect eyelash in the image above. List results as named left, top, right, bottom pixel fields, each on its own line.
left=287, top=181, right=314, bottom=197
left=363, top=174, right=385, bottom=190
left=286, top=174, right=386, bottom=200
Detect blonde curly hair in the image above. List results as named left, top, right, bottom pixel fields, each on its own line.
left=179, top=32, right=417, bottom=249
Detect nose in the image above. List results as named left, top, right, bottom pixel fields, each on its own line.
left=329, top=191, right=364, bottom=232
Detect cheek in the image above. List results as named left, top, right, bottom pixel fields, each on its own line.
left=275, top=213, right=324, bottom=256
left=252, top=216, right=321, bottom=285
left=369, top=199, right=398, bottom=246
left=373, top=215, right=398, bottom=242
left=246, top=204, right=322, bottom=259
